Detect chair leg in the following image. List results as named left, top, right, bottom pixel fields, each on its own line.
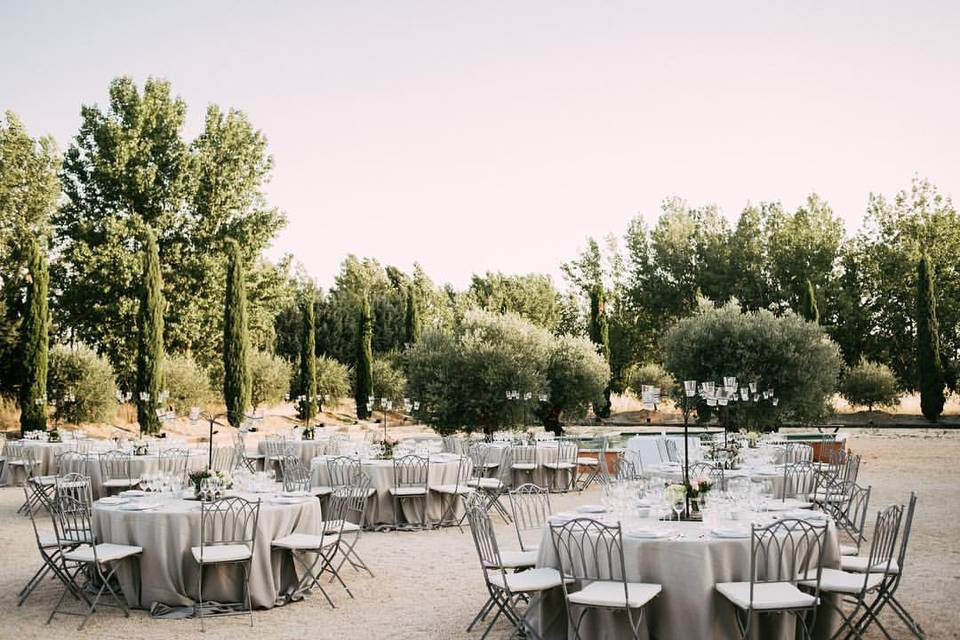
left=197, top=564, right=205, bottom=632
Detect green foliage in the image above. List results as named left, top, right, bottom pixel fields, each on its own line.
left=136, top=229, right=164, bottom=433
left=48, top=345, right=117, bottom=424
left=404, top=285, right=421, bottom=346
left=662, top=300, right=841, bottom=426
left=315, top=355, right=350, bottom=405
left=467, top=272, right=560, bottom=330
left=163, top=354, right=211, bottom=414
left=355, top=295, right=374, bottom=419
left=298, top=297, right=317, bottom=419
left=543, top=335, right=610, bottom=424
left=588, top=285, right=611, bottom=418
left=52, top=77, right=288, bottom=381
left=223, top=239, right=251, bottom=426
left=840, top=359, right=901, bottom=411
left=852, top=179, right=960, bottom=389
left=405, top=310, right=552, bottom=435
left=0, top=113, right=59, bottom=395
left=370, top=357, right=407, bottom=403
left=624, top=363, right=676, bottom=397
left=801, top=279, right=819, bottom=323
left=19, top=238, right=48, bottom=431
left=249, top=349, right=291, bottom=409
left=916, top=252, right=945, bottom=421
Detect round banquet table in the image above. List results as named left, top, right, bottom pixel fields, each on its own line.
left=646, top=461, right=804, bottom=500
left=1, top=441, right=75, bottom=485
left=92, top=489, right=322, bottom=610
left=485, top=442, right=576, bottom=489
left=82, top=450, right=208, bottom=498
left=310, top=453, right=468, bottom=526
left=530, top=513, right=841, bottom=640
left=258, top=438, right=330, bottom=467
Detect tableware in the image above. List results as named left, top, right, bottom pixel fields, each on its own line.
left=624, top=528, right=675, bottom=539
left=576, top=504, right=607, bottom=514
left=120, top=490, right=145, bottom=497
left=98, top=496, right=127, bottom=505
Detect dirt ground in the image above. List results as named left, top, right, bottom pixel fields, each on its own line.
left=0, top=429, right=956, bottom=639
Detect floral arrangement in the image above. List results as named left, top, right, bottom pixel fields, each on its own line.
left=302, top=425, right=315, bottom=440
left=47, top=429, right=62, bottom=443
left=745, top=431, right=760, bottom=448
left=372, top=434, right=398, bottom=458
left=665, top=483, right=687, bottom=504
left=132, top=439, right=149, bottom=456
left=188, top=468, right=233, bottom=492
left=687, top=475, right=714, bottom=497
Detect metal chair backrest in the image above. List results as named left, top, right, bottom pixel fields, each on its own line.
left=664, top=439, right=679, bottom=463
left=327, top=456, right=362, bottom=488
left=508, top=483, right=551, bottom=552
left=841, top=453, right=861, bottom=484
left=50, top=491, right=95, bottom=556
left=613, top=456, right=640, bottom=482
left=749, top=518, right=828, bottom=606
left=554, top=440, right=579, bottom=466
left=896, top=492, right=918, bottom=571
left=393, top=455, right=429, bottom=490
left=464, top=502, right=508, bottom=589
left=99, top=449, right=132, bottom=483
left=198, top=496, right=261, bottom=562
left=782, top=462, right=815, bottom=500
left=785, top=443, right=814, bottom=464
left=4, top=439, right=22, bottom=462
left=511, top=444, right=537, bottom=466
left=328, top=472, right=372, bottom=528
left=56, top=450, right=88, bottom=476
left=56, top=472, right=93, bottom=508
left=159, top=448, right=189, bottom=479
left=689, top=461, right=724, bottom=488
left=550, top=518, right=630, bottom=604
left=210, top=445, right=236, bottom=473
left=860, top=504, right=903, bottom=589
left=279, top=455, right=311, bottom=493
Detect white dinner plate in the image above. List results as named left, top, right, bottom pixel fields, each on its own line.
left=710, top=527, right=751, bottom=539
left=271, top=496, right=310, bottom=504
left=547, top=513, right=575, bottom=524
left=624, top=529, right=675, bottom=539
left=576, top=504, right=607, bottom=514
left=783, top=510, right=827, bottom=520
left=120, top=490, right=145, bottom=497
left=98, top=496, right=127, bottom=505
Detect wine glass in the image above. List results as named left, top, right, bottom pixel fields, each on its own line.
left=672, top=499, right=684, bottom=522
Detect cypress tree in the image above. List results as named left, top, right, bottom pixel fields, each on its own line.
left=136, top=229, right=165, bottom=434
left=801, top=278, right=819, bottom=323
left=355, top=295, right=374, bottom=420
left=223, top=239, right=251, bottom=427
left=299, top=295, right=317, bottom=419
left=917, top=252, right=945, bottom=421
left=588, top=285, right=612, bottom=418
left=19, top=239, right=48, bottom=432
left=404, top=285, right=420, bottom=347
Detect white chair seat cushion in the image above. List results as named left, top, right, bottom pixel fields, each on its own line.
left=38, top=532, right=61, bottom=548
left=65, top=543, right=142, bottom=564
left=568, top=580, right=661, bottom=609
left=431, top=484, right=473, bottom=495
left=244, top=453, right=265, bottom=459
left=839, top=556, right=900, bottom=574
left=103, top=478, right=139, bottom=488
left=543, top=462, right=576, bottom=470
left=34, top=475, right=58, bottom=486
left=577, top=457, right=599, bottom=466
left=497, top=549, right=538, bottom=569
left=799, top=568, right=884, bottom=594
left=488, top=567, right=568, bottom=593
left=272, top=533, right=339, bottom=551
left=191, top=544, right=252, bottom=564
left=467, top=477, right=504, bottom=490
left=310, top=486, right=333, bottom=496
left=716, top=581, right=816, bottom=610
left=839, top=543, right=859, bottom=556
left=389, top=486, right=428, bottom=496
left=483, top=462, right=500, bottom=469
left=512, top=463, right=537, bottom=471
left=324, top=519, right=360, bottom=533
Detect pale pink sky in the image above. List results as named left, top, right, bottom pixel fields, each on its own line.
left=2, top=1, right=958, bottom=288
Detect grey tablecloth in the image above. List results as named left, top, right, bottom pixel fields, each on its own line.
left=83, top=451, right=208, bottom=498
left=531, top=517, right=840, bottom=640
left=93, top=491, right=322, bottom=609
left=258, top=438, right=330, bottom=467
left=310, top=454, right=468, bottom=526
left=485, top=443, right=576, bottom=490
left=0, top=441, right=73, bottom=485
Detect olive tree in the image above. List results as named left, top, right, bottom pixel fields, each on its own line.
left=840, top=359, right=901, bottom=411
left=662, top=300, right=841, bottom=427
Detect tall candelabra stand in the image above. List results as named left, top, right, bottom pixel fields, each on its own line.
left=189, top=408, right=231, bottom=468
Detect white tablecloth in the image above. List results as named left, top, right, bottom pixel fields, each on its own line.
left=310, top=454, right=468, bottom=526
left=531, top=515, right=840, bottom=639
left=93, top=491, right=321, bottom=609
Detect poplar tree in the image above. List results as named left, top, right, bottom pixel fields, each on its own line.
left=299, top=296, right=317, bottom=419
left=801, top=278, right=819, bottom=323
left=223, top=239, right=251, bottom=426
left=136, top=229, right=165, bottom=433
left=404, top=285, right=420, bottom=346
left=19, top=239, right=48, bottom=432
left=355, top=295, right=374, bottom=419
left=589, top=285, right=611, bottom=418
left=917, top=252, right=945, bottom=421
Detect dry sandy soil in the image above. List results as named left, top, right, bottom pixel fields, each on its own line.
left=0, top=429, right=957, bottom=640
